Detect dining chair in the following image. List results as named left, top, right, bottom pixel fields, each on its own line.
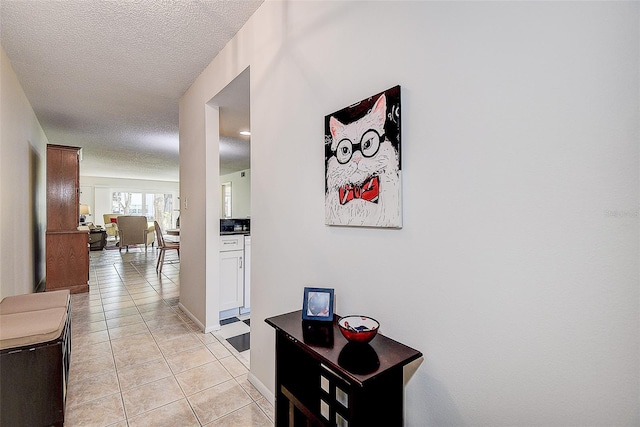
left=154, top=221, right=180, bottom=273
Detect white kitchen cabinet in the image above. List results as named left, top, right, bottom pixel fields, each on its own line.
left=220, top=235, right=245, bottom=311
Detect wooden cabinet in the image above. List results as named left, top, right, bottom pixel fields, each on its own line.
left=46, top=145, right=80, bottom=231
left=266, top=311, right=422, bottom=427
left=219, top=235, right=244, bottom=311
left=46, top=231, right=89, bottom=293
left=46, top=145, right=89, bottom=294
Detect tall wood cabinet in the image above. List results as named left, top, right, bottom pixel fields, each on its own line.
left=46, top=144, right=89, bottom=294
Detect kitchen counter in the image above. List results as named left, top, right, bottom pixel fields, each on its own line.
left=220, top=218, right=250, bottom=235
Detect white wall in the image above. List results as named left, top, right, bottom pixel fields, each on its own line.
left=180, top=1, right=639, bottom=425
left=220, top=169, right=251, bottom=219
left=0, top=45, right=49, bottom=298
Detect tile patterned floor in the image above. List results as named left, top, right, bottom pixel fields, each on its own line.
left=219, top=317, right=251, bottom=358
left=64, top=245, right=273, bottom=426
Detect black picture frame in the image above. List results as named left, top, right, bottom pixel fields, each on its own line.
left=302, top=287, right=334, bottom=321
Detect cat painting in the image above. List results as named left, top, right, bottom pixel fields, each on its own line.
left=325, top=86, right=402, bottom=228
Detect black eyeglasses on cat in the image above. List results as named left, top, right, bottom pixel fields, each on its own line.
left=333, top=129, right=383, bottom=164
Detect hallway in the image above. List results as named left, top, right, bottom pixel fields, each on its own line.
left=64, top=246, right=272, bottom=426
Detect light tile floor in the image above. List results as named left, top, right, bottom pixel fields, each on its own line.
left=64, top=244, right=273, bottom=426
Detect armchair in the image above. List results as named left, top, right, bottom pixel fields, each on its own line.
left=116, top=216, right=155, bottom=251
left=102, top=214, right=120, bottom=241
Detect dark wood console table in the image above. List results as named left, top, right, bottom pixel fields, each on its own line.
left=266, top=310, right=422, bottom=427
left=89, top=229, right=107, bottom=251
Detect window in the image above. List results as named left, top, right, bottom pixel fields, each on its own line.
left=221, top=182, right=232, bottom=218
left=112, top=192, right=175, bottom=230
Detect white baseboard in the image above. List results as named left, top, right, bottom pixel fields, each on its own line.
left=178, top=302, right=209, bottom=332
left=248, top=372, right=274, bottom=405
left=179, top=303, right=271, bottom=403
left=204, top=323, right=221, bottom=333
left=177, top=303, right=221, bottom=333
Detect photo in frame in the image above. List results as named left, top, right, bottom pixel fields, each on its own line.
left=302, top=287, right=335, bottom=321
left=324, top=85, right=402, bottom=228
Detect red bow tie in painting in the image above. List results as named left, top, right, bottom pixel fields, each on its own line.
left=339, top=176, right=380, bottom=205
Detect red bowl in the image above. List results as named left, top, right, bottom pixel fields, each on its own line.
left=338, top=315, right=379, bottom=344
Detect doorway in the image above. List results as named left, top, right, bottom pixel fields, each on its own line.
left=209, top=68, right=252, bottom=364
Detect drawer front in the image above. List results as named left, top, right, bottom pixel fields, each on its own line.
left=220, top=235, right=244, bottom=251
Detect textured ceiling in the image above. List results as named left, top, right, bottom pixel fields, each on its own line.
left=1, top=0, right=260, bottom=181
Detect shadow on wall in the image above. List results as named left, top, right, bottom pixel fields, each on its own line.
left=29, top=144, right=45, bottom=292
left=405, top=362, right=466, bottom=427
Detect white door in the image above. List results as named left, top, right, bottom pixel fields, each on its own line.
left=220, top=250, right=244, bottom=311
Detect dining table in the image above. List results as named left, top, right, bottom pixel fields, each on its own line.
left=164, top=228, right=180, bottom=243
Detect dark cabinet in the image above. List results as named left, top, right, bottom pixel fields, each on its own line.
left=46, top=144, right=89, bottom=293
left=89, top=229, right=107, bottom=250
left=266, top=311, right=422, bottom=427
left=0, top=307, right=71, bottom=427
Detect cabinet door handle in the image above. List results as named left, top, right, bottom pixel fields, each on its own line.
left=239, top=257, right=243, bottom=268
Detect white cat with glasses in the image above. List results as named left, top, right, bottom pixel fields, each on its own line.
left=325, top=93, right=401, bottom=227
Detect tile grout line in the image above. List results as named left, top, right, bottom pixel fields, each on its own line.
left=67, top=247, right=271, bottom=426
left=99, top=261, right=129, bottom=426
left=111, top=256, right=225, bottom=424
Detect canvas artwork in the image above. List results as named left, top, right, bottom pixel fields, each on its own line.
left=325, top=85, right=402, bottom=228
